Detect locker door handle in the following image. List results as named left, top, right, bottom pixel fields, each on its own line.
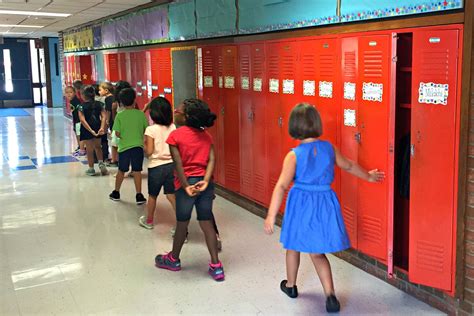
left=278, top=117, right=283, bottom=127
left=221, top=107, right=225, bottom=115
left=249, top=111, right=255, bottom=121
left=410, top=144, right=415, bottom=157
left=354, top=132, right=361, bottom=143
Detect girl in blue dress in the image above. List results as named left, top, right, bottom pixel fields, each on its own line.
left=264, top=103, right=384, bottom=313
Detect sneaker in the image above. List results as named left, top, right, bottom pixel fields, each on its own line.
left=208, top=262, right=225, bottom=281
left=136, top=193, right=147, bottom=205
left=99, top=162, right=109, bottom=175
left=85, top=168, right=96, bottom=176
left=109, top=190, right=120, bottom=201
left=217, top=235, right=222, bottom=252
left=155, top=252, right=181, bottom=271
left=280, top=280, right=298, bottom=298
left=106, top=161, right=118, bottom=167
left=326, top=295, right=340, bottom=313
left=139, top=215, right=153, bottom=229
left=74, top=150, right=86, bottom=157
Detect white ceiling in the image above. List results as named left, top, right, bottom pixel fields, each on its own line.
left=0, top=0, right=153, bottom=38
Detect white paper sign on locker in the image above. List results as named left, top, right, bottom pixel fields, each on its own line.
left=319, top=81, right=333, bottom=98
left=219, top=76, right=223, bottom=88
left=362, top=82, right=383, bottom=102
left=303, top=80, right=316, bottom=96
left=283, top=79, right=295, bottom=94
left=241, top=76, right=250, bottom=90
left=204, top=76, right=213, bottom=88
left=269, top=78, right=279, bottom=93
left=253, top=78, right=262, bottom=92
left=344, top=109, right=356, bottom=127
left=344, top=82, right=356, bottom=101
left=147, top=80, right=152, bottom=98
left=224, top=76, right=235, bottom=89
left=418, top=82, right=449, bottom=105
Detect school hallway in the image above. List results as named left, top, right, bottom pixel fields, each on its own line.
left=0, top=108, right=442, bottom=315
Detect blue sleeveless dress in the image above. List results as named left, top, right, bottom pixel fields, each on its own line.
left=280, top=140, right=351, bottom=254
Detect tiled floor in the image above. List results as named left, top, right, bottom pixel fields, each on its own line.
left=0, top=108, right=443, bottom=315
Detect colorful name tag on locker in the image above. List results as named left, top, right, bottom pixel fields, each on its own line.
left=219, top=76, right=223, bottom=88
left=253, top=78, right=262, bottom=92
left=344, top=82, right=356, bottom=101
left=269, top=79, right=279, bottom=93
left=344, top=109, right=356, bottom=127
left=362, top=82, right=383, bottom=102
left=164, top=88, right=172, bottom=94
left=303, top=80, right=315, bottom=96
left=319, top=81, right=333, bottom=98
left=224, top=76, right=235, bottom=89
left=241, top=77, right=250, bottom=90
left=418, top=82, right=448, bottom=105
left=204, top=76, right=213, bottom=88
left=283, top=79, right=295, bottom=94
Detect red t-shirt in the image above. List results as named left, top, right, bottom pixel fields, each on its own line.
left=166, top=126, right=213, bottom=189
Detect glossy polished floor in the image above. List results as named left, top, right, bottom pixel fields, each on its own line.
left=0, top=108, right=442, bottom=315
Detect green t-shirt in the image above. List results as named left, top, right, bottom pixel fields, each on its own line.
left=112, top=108, right=148, bottom=153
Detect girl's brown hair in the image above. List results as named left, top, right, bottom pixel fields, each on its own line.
left=288, top=103, right=323, bottom=140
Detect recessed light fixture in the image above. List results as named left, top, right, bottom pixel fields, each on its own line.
left=0, top=10, right=71, bottom=17
left=0, top=24, right=44, bottom=28
left=0, top=32, right=28, bottom=35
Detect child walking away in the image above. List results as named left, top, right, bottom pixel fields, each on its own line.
left=65, top=86, right=86, bottom=156
left=73, top=80, right=84, bottom=103
left=109, top=88, right=148, bottom=205
left=99, top=82, right=115, bottom=163
left=264, top=104, right=384, bottom=313
left=139, top=97, right=176, bottom=229
left=155, top=99, right=224, bottom=281
left=78, top=85, right=109, bottom=176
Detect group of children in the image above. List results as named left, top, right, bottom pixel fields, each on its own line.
left=65, top=78, right=385, bottom=313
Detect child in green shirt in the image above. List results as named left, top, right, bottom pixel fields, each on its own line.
left=109, top=88, right=148, bottom=205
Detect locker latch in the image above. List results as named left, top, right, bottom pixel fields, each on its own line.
left=221, top=107, right=225, bottom=115
left=278, top=117, right=283, bottom=127
left=354, top=132, right=361, bottom=143
left=410, top=144, right=415, bottom=157
left=248, top=111, right=255, bottom=121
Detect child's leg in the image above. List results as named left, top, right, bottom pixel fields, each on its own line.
left=166, top=194, right=176, bottom=211
left=146, top=195, right=157, bottom=222
left=286, top=250, right=301, bottom=287
left=115, top=171, right=125, bottom=191
left=171, top=220, right=190, bottom=259
left=212, top=215, right=220, bottom=236
left=131, top=147, right=144, bottom=193
left=92, top=138, right=103, bottom=161
left=85, top=140, right=95, bottom=168
left=133, top=172, right=142, bottom=194
left=310, top=253, right=336, bottom=296
left=101, top=136, right=109, bottom=161
left=199, top=220, right=219, bottom=264
left=111, top=146, right=118, bottom=163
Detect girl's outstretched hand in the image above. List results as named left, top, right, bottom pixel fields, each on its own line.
left=368, top=169, right=385, bottom=183
left=264, top=216, right=275, bottom=235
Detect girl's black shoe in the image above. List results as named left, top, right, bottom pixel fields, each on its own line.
left=326, top=294, right=340, bottom=313
left=280, top=280, right=298, bottom=298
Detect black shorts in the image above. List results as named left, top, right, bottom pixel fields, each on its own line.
left=148, top=163, right=175, bottom=196
left=118, top=147, right=144, bottom=172
left=175, top=177, right=215, bottom=222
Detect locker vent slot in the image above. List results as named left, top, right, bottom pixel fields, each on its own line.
left=363, top=51, right=383, bottom=78
left=360, top=215, right=382, bottom=243
left=254, top=173, right=265, bottom=196
left=160, top=57, right=171, bottom=72
left=203, top=55, right=213, bottom=74
left=342, top=206, right=356, bottom=235
left=270, top=177, right=278, bottom=191
left=268, top=55, right=279, bottom=77
left=320, top=54, right=335, bottom=78
left=151, top=55, right=159, bottom=72
left=242, top=169, right=252, bottom=188
left=252, top=54, right=265, bottom=77
left=415, top=240, right=445, bottom=272
left=218, top=55, right=223, bottom=73
left=225, top=164, right=239, bottom=184
left=344, top=51, right=356, bottom=78
left=282, top=54, right=296, bottom=77
left=420, top=50, right=450, bottom=81
left=224, top=50, right=236, bottom=75
left=301, top=53, right=316, bottom=78
left=240, top=54, right=250, bottom=77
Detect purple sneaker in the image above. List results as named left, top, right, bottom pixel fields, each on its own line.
left=155, top=252, right=181, bottom=271
left=208, top=262, right=225, bottom=281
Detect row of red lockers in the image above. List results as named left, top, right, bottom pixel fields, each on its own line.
left=64, top=25, right=462, bottom=292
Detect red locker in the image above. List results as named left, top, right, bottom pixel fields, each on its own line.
left=79, top=55, right=93, bottom=85
left=357, top=34, right=395, bottom=261
left=118, top=52, right=128, bottom=82
left=339, top=36, right=359, bottom=249
left=221, top=45, right=240, bottom=192
left=104, top=53, right=119, bottom=83
left=158, top=48, right=173, bottom=105
left=408, top=29, right=460, bottom=291
left=129, top=52, right=138, bottom=105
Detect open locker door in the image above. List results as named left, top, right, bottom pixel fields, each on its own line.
left=409, top=29, right=459, bottom=291
left=357, top=34, right=395, bottom=262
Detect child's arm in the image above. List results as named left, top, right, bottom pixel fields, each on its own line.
left=195, top=145, right=215, bottom=192
left=170, top=145, right=197, bottom=197
left=78, top=111, right=97, bottom=137
left=98, top=109, right=107, bottom=135
left=264, top=151, right=296, bottom=234
left=334, top=146, right=385, bottom=182
left=144, top=135, right=154, bottom=157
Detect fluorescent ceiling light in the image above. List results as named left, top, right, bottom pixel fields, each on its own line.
left=0, top=24, right=43, bottom=28
left=1, top=32, right=28, bottom=35
left=0, top=10, right=71, bottom=17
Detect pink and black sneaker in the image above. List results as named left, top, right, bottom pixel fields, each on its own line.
left=208, top=261, right=225, bottom=281
left=155, top=252, right=181, bottom=271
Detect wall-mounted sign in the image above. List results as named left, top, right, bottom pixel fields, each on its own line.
left=164, top=87, right=172, bottom=94
left=344, top=109, right=356, bottom=127
left=253, top=78, right=262, bottom=92
left=344, top=82, right=356, bottom=101
left=204, top=76, right=213, bottom=88
left=303, top=80, right=315, bottom=96
left=269, top=79, right=279, bottom=93
left=418, top=82, right=448, bottom=105
left=224, top=76, right=235, bottom=89
left=283, top=79, right=294, bottom=94
left=362, top=82, right=383, bottom=102
left=219, top=76, right=223, bottom=88
left=241, top=76, right=250, bottom=90
left=319, top=81, right=333, bottom=98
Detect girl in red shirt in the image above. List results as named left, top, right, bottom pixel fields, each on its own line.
left=155, top=99, right=224, bottom=281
